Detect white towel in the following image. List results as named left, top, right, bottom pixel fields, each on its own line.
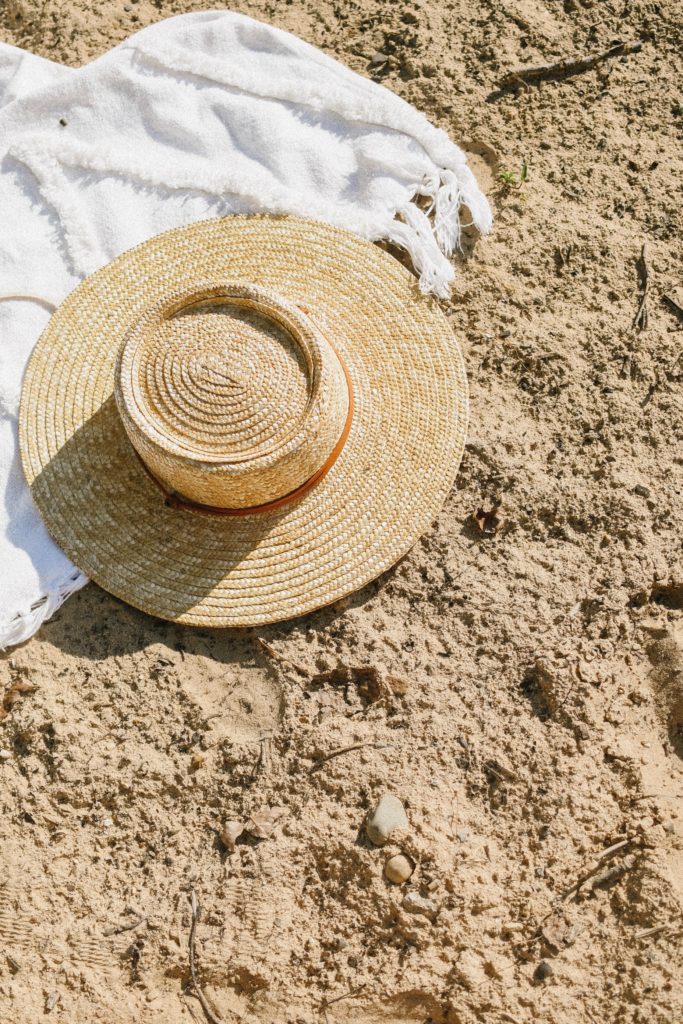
left=0, top=9, right=491, bottom=647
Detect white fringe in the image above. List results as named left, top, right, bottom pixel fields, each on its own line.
left=0, top=571, right=87, bottom=649
left=11, top=136, right=489, bottom=297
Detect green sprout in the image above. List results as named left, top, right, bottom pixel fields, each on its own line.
left=497, top=161, right=528, bottom=190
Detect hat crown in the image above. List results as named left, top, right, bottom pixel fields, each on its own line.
left=114, top=283, right=351, bottom=511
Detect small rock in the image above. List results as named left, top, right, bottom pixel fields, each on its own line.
left=366, top=794, right=409, bottom=846
left=634, top=484, right=651, bottom=498
left=370, top=51, right=389, bottom=65
left=535, top=960, right=554, bottom=982
left=219, top=820, right=245, bottom=851
left=541, top=911, right=579, bottom=953
left=384, top=854, right=414, bottom=884
left=402, top=892, right=438, bottom=918
left=0, top=749, right=11, bottom=762
left=455, top=828, right=469, bottom=843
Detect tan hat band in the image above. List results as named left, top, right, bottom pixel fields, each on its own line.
left=114, top=282, right=351, bottom=509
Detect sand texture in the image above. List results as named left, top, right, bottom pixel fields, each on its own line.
left=1, top=1, right=682, bottom=1022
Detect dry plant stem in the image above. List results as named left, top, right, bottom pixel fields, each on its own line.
left=597, top=837, right=631, bottom=861
left=188, top=890, right=222, bottom=1024
left=309, top=742, right=392, bottom=772
left=103, top=915, right=146, bottom=937
left=320, top=983, right=367, bottom=1008
left=250, top=735, right=271, bottom=781
left=562, top=837, right=635, bottom=899
left=499, top=39, right=642, bottom=89
left=634, top=243, right=649, bottom=330
left=256, top=637, right=309, bottom=677
left=635, top=924, right=671, bottom=940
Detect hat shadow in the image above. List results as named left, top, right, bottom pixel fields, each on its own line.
left=31, top=564, right=388, bottom=665
left=26, top=396, right=391, bottom=662
left=29, top=395, right=273, bottom=621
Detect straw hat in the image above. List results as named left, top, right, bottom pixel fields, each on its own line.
left=19, top=215, right=468, bottom=626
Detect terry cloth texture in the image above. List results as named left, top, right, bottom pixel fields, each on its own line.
left=0, top=9, right=491, bottom=646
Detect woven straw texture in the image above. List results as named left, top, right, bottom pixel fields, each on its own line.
left=20, top=215, right=468, bottom=627
left=115, top=282, right=350, bottom=509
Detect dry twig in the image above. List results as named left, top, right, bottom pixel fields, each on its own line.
left=256, top=637, right=308, bottom=677
left=597, top=837, right=631, bottom=861
left=188, top=890, right=222, bottom=1024
left=103, top=915, right=146, bottom=938
left=633, top=243, right=649, bottom=330
left=635, top=923, right=671, bottom=940
left=309, top=742, right=392, bottom=772
left=498, top=39, right=642, bottom=89
left=320, top=984, right=367, bottom=1008
left=562, top=836, right=637, bottom=900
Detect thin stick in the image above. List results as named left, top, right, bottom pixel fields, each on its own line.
left=597, top=837, right=631, bottom=861
left=498, top=39, right=642, bottom=89
left=250, top=735, right=271, bottom=781
left=309, top=742, right=392, bottom=773
left=188, top=890, right=222, bottom=1024
left=256, top=637, right=309, bottom=677
left=633, top=243, right=649, bottom=330
left=320, top=984, right=367, bottom=1008
left=562, top=837, right=635, bottom=900
left=635, top=924, right=670, bottom=940
left=103, top=915, right=146, bottom=937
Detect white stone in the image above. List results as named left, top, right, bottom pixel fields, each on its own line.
left=220, top=820, right=245, bottom=850
left=402, top=892, right=439, bottom=917
left=366, top=794, right=408, bottom=846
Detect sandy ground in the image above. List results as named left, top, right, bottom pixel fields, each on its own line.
left=1, top=1, right=682, bottom=1022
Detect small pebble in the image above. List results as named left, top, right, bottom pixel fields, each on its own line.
left=384, top=854, right=414, bottom=884
left=219, top=820, right=244, bottom=851
left=366, top=794, right=408, bottom=846
left=535, top=960, right=554, bottom=981
left=402, top=892, right=438, bottom=918
left=634, top=484, right=651, bottom=498
left=0, top=749, right=11, bottom=762
left=456, top=828, right=469, bottom=843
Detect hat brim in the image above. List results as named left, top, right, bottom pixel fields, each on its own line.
left=20, top=215, right=468, bottom=626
